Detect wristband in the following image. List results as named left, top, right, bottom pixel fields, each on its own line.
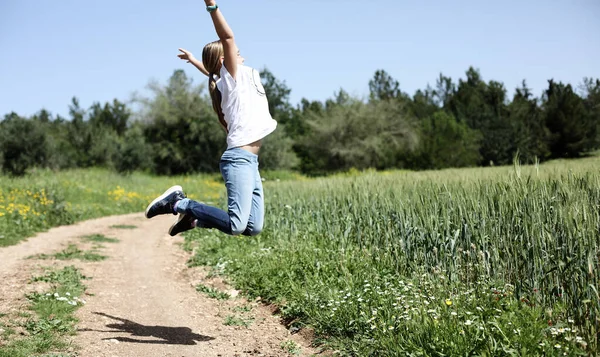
left=206, top=4, right=218, bottom=13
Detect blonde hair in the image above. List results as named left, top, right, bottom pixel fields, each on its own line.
left=202, top=40, right=228, bottom=132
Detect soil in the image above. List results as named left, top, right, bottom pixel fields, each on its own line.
left=0, top=213, right=320, bottom=357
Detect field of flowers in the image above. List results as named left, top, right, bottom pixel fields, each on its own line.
left=0, top=167, right=224, bottom=247
left=185, top=157, right=600, bottom=356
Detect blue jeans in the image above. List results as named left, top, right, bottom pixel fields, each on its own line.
left=175, top=148, right=264, bottom=236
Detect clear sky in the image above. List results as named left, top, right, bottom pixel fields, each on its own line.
left=1, top=0, right=599, bottom=119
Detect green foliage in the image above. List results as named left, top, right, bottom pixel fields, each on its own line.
left=110, top=224, right=137, bottom=229
left=223, top=315, right=253, bottom=328
left=506, top=81, right=550, bottom=163
left=544, top=80, right=597, bottom=158
left=260, top=67, right=293, bottom=123
left=280, top=340, right=301, bottom=355
left=63, top=97, right=122, bottom=168
left=81, top=234, right=119, bottom=243
left=0, top=113, right=48, bottom=176
left=112, top=124, right=153, bottom=174
left=138, top=70, right=226, bottom=175
left=195, top=284, right=230, bottom=300
left=88, top=99, right=130, bottom=136
left=445, top=68, right=514, bottom=165
left=410, top=111, right=482, bottom=169
left=0, top=168, right=222, bottom=247
left=258, top=123, right=299, bottom=170
left=296, top=94, right=417, bottom=174
left=1, top=66, right=599, bottom=175
left=0, top=186, right=74, bottom=247
left=369, top=69, right=403, bottom=101
left=580, top=78, right=600, bottom=149
left=31, top=244, right=107, bottom=261
left=0, top=266, right=86, bottom=356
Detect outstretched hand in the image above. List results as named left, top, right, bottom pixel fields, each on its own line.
left=178, top=48, right=209, bottom=77
left=177, top=48, right=195, bottom=63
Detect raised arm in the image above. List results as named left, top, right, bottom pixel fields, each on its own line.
left=177, top=48, right=209, bottom=76
left=205, top=1, right=239, bottom=79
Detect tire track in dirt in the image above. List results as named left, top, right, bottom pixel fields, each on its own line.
left=0, top=213, right=318, bottom=357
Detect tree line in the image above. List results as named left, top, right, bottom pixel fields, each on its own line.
left=1, top=67, right=599, bottom=176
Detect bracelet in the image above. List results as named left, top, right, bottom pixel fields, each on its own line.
left=206, top=4, right=218, bottom=13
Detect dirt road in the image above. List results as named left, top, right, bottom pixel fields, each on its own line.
left=0, top=213, right=318, bottom=357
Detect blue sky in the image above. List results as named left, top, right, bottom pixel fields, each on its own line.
left=1, top=0, right=599, bottom=118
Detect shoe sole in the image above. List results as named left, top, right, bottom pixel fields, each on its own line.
left=168, top=214, right=188, bottom=236
left=145, top=185, right=183, bottom=219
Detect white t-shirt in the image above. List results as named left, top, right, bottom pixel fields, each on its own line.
left=216, top=64, right=277, bottom=149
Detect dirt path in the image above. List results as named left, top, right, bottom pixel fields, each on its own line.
left=0, top=213, right=318, bottom=357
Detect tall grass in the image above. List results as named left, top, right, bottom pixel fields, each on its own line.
left=186, top=157, right=600, bottom=355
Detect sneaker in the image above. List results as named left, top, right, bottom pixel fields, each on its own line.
left=169, top=214, right=196, bottom=236
left=145, top=185, right=186, bottom=219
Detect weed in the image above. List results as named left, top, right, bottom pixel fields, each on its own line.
left=232, top=305, right=252, bottom=313
left=223, top=315, right=253, bottom=328
left=81, top=234, right=119, bottom=243
left=30, top=244, right=107, bottom=261
left=1, top=266, right=87, bottom=356
left=110, top=225, right=137, bottom=229
left=195, top=284, right=230, bottom=300
left=280, top=340, right=301, bottom=355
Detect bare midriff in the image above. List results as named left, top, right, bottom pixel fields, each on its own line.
left=239, top=139, right=261, bottom=155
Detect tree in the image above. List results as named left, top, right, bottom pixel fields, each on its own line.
left=260, top=68, right=293, bottom=123
left=369, top=69, right=401, bottom=101
left=447, top=68, right=514, bottom=165
left=63, top=97, right=119, bottom=168
left=113, top=124, right=153, bottom=174
left=258, top=123, right=298, bottom=171
left=409, top=111, right=482, bottom=169
left=580, top=78, right=600, bottom=150
left=411, top=86, right=439, bottom=120
left=88, top=99, right=130, bottom=136
left=506, top=81, right=550, bottom=162
left=543, top=80, right=595, bottom=158
left=0, top=113, right=48, bottom=176
left=434, top=74, right=456, bottom=108
left=295, top=94, right=417, bottom=175
left=286, top=98, right=322, bottom=139
left=138, top=70, right=226, bottom=175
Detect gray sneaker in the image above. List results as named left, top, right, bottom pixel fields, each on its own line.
left=145, top=185, right=185, bottom=219
left=169, top=214, right=196, bottom=236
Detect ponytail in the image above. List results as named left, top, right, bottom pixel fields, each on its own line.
left=209, top=73, right=228, bottom=133
left=202, top=40, right=228, bottom=132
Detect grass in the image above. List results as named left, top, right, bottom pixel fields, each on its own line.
left=110, top=224, right=137, bottom=229
left=232, top=305, right=253, bottom=313
left=183, top=156, right=600, bottom=356
left=81, top=234, right=119, bottom=243
left=195, top=284, right=230, bottom=300
left=0, top=266, right=87, bottom=357
left=280, top=340, right=301, bottom=355
left=30, top=244, right=107, bottom=262
left=0, top=168, right=224, bottom=247
left=2, top=158, right=599, bottom=355
left=223, top=315, right=253, bottom=328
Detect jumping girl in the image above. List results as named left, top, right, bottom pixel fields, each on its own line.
left=144, top=0, right=277, bottom=237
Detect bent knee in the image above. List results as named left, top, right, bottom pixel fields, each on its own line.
left=230, top=221, right=247, bottom=236
left=244, top=226, right=262, bottom=236
left=230, top=220, right=263, bottom=236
